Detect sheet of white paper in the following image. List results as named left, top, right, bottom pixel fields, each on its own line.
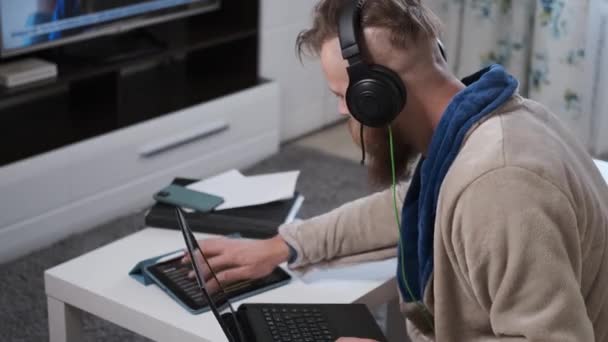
left=182, top=169, right=247, bottom=213
left=295, top=258, right=397, bottom=284
left=186, top=169, right=299, bottom=210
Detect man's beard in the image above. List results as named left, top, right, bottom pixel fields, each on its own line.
left=348, top=118, right=417, bottom=188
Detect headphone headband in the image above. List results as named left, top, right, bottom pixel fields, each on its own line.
left=338, top=0, right=447, bottom=64
left=338, top=0, right=363, bottom=63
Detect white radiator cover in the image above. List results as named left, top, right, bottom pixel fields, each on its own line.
left=0, top=82, right=280, bottom=263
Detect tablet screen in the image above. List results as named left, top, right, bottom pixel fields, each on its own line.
left=146, top=256, right=291, bottom=312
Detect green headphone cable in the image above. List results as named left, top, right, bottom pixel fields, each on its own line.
left=360, top=124, right=366, bottom=165
left=388, top=125, right=435, bottom=331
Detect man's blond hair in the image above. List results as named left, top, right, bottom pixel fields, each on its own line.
left=296, top=0, right=442, bottom=59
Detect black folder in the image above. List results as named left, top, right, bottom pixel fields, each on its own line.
left=145, top=178, right=304, bottom=238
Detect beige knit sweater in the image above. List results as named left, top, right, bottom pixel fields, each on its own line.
left=279, top=95, right=608, bottom=341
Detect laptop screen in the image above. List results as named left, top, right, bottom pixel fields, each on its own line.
left=176, top=207, right=246, bottom=342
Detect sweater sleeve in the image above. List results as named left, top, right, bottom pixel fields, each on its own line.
left=452, top=167, right=594, bottom=341
left=277, top=181, right=409, bottom=268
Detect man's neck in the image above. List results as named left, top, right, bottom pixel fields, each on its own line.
left=402, top=76, right=466, bottom=156
left=426, top=76, right=466, bottom=130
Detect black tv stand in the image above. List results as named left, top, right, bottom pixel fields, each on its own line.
left=49, top=30, right=168, bottom=66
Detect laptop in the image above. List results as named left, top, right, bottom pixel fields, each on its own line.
left=176, top=207, right=388, bottom=342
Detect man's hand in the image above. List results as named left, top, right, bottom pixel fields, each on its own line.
left=181, top=235, right=290, bottom=292
left=335, top=338, right=379, bottom=342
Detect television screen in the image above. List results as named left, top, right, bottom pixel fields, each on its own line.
left=0, top=0, right=220, bottom=57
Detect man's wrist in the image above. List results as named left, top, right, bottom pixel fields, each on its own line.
left=286, top=242, right=297, bottom=264
left=273, top=235, right=298, bottom=264
left=268, top=235, right=291, bottom=264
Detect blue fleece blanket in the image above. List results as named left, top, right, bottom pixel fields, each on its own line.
left=397, top=64, right=519, bottom=302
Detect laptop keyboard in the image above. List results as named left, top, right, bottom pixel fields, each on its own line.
left=262, top=306, right=334, bottom=342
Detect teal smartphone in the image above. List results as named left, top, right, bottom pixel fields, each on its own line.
left=154, top=184, right=224, bottom=213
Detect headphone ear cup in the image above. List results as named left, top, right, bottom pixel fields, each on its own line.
left=346, top=65, right=406, bottom=127
left=370, top=64, right=407, bottom=115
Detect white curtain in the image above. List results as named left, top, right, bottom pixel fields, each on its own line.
left=586, top=0, right=608, bottom=158
left=427, top=0, right=606, bottom=154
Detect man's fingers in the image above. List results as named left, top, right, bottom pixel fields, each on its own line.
left=197, top=238, right=231, bottom=257
left=183, top=238, right=242, bottom=279
left=205, top=278, right=221, bottom=295
left=181, top=249, right=191, bottom=264
left=202, top=254, right=239, bottom=279
left=183, top=238, right=236, bottom=266
left=218, top=266, right=255, bottom=284
left=186, top=250, right=238, bottom=279
left=205, top=266, right=254, bottom=295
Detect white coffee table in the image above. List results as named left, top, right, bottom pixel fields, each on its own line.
left=45, top=227, right=399, bottom=342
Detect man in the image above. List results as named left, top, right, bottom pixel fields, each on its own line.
left=186, top=0, right=608, bottom=340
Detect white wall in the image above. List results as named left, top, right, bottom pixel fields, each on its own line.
left=259, top=0, right=341, bottom=141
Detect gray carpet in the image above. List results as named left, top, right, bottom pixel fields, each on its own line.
left=0, top=145, right=376, bottom=342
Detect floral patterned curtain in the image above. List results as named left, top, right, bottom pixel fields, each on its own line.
left=428, top=0, right=593, bottom=149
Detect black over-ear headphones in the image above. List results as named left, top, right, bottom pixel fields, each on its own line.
left=338, top=0, right=447, bottom=128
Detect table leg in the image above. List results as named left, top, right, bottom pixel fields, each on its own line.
left=47, top=296, right=84, bottom=342
left=386, top=297, right=409, bottom=342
